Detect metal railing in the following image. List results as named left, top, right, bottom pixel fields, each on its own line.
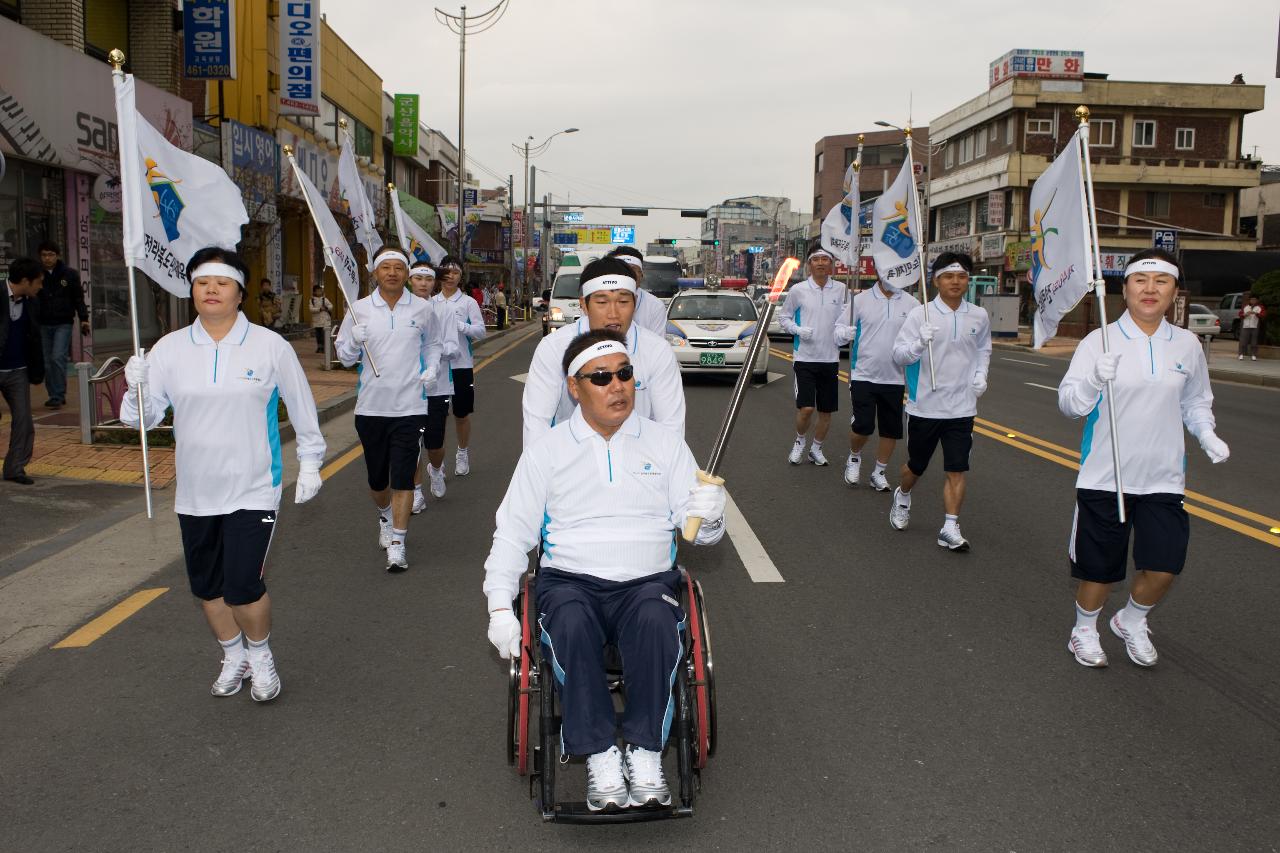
left=75, top=359, right=173, bottom=445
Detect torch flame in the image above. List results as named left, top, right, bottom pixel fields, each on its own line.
left=768, top=257, right=800, bottom=304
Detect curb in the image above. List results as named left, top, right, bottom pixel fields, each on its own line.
left=992, top=341, right=1280, bottom=389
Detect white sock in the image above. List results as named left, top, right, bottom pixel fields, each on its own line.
left=1119, top=596, right=1153, bottom=628
left=219, top=633, right=245, bottom=662
left=812, top=438, right=823, bottom=449
left=849, top=451, right=861, bottom=461
left=873, top=460, right=886, bottom=475
left=391, top=527, right=407, bottom=546
left=1074, top=603, right=1101, bottom=632
left=246, top=633, right=271, bottom=659
left=943, top=513, right=959, bottom=532
left=414, top=484, right=423, bottom=494
left=794, top=433, right=806, bottom=445
left=377, top=504, right=392, bottom=523
left=895, top=487, right=911, bottom=507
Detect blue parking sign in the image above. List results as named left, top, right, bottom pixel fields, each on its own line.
left=1153, top=229, right=1178, bottom=254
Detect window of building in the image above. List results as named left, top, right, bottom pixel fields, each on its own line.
left=815, top=151, right=824, bottom=173
left=0, top=0, right=19, bottom=22
left=1094, top=119, right=1116, bottom=147
left=960, top=134, right=973, bottom=164
left=1204, top=192, right=1226, bottom=208
left=990, top=123, right=998, bottom=142
left=1175, top=127, right=1195, bottom=151
left=814, top=195, right=822, bottom=215
left=85, top=0, right=129, bottom=60
left=1026, top=118, right=1054, bottom=135
left=1133, top=120, right=1157, bottom=148
left=844, top=147, right=858, bottom=168
left=944, top=145, right=954, bottom=169
left=1145, top=191, right=1170, bottom=218
left=975, top=129, right=987, bottom=159
left=355, top=122, right=375, bottom=158
left=939, top=203, right=971, bottom=239
left=1006, top=117, right=1014, bottom=145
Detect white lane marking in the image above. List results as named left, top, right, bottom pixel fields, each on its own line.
left=724, top=491, right=785, bottom=583
left=1025, top=382, right=1059, bottom=392
left=510, top=373, right=528, bottom=384
left=1002, top=357, right=1050, bottom=367
left=763, top=371, right=786, bottom=385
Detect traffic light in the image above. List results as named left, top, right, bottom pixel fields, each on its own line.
left=657, top=238, right=677, bottom=246
left=700, top=239, right=720, bottom=247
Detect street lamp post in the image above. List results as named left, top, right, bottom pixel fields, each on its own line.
left=512, top=128, right=578, bottom=304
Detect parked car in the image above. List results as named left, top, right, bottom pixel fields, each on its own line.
left=546, top=272, right=582, bottom=330
left=665, top=287, right=770, bottom=383
left=1214, top=292, right=1245, bottom=338
left=1187, top=303, right=1221, bottom=338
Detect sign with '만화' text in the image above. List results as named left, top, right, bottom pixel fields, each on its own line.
left=279, top=0, right=320, bottom=116
left=989, top=49, right=1084, bottom=88
left=183, top=0, right=236, bottom=79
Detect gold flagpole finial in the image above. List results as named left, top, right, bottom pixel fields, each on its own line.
left=108, top=49, right=125, bottom=70
left=387, top=183, right=395, bottom=192
left=1074, top=105, right=1091, bottom=124
left=857, top=134, right=865, bottom=144
left=904, top=125, right=913, bottom=139
left=338, top=117, right=348, bottom=131
left=283, top=144, right=294, bottom=157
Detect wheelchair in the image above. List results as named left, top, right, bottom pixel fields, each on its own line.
left=506, top=565, right=717, bottom=823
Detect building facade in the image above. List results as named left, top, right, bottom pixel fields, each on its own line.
left=811, top=127, right=931, bottom=239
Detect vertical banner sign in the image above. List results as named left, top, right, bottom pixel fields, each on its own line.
left=183, top=0, right=237, bottom=79
left=279, top=0, right=321, bottom=116
left=392, top=94, right=419, bottom=157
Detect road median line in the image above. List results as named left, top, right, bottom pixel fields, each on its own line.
left=52, top=588, right=169, bottom=649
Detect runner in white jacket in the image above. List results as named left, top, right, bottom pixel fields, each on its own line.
left=1056, top=249, right=1229, bottom=669
left=120, top=247, right=324, bottom=703
left=607, top=245, right=669, bottom=337
left=407, top=265, right=461, bottom=512
left=428, top=255, right=486, bottom=480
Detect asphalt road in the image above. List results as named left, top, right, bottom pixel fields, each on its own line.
left=2, top=328, right=1279, bottom=851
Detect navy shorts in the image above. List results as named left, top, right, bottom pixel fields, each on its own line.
left=794, top=361, right=839, bottom=413
left=178, top=509, right=277, bottom=606
left=906, top=415, right=974, bottom=475
left=850, top=381, right=905, bottom=439
left=355, top=414, right=427, bottom=491
left=1070, top=489, right=1189, bottom=584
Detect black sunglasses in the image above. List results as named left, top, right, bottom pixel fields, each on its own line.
left=575, top=364, right=635, bottom=386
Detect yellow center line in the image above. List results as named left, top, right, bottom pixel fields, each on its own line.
left=53, top=588, right=169, bottom=649
left=768, top=346, right=1279, bottom=546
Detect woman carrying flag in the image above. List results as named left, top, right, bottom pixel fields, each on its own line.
left=120, top=247, right=326, bottom=702
left=1058, top=249, right=1229, bottom=668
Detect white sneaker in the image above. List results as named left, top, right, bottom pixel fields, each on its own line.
left=455, top=448, right=470, bottom=477
left=889, top=488, right=911, bottom=530
left=1110, top=613, right=1157, bottom=666
left=937, top=525, right=970, bottom=552
left=843, top=454, right=860, bottom=486
left=868, top=469, right=891, bottom=492
left=787, top=438, right=805, bottom=465
left=808, top=445, right=829, bottom=466
left=211, top=655, right=251, bottom=697
left=1238, top=354, right=1245, bottom=360
left=378, top=517, right=393, bottom=549
left=428, top=464, right=446, bottom=499
left=411, top=488, right=427, bottom=515
left=1068, top=626, right=1108, bottom=668
left=386, top=542, right=408, bottom=573
left=585, top=745, right=630, bottom=812
left=624, top=744, right=671, bottom=807
left=247, top=649, right=281, bottom=702
left=1251, top=355, right=1258, bottom=361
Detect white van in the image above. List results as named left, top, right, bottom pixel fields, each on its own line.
left=547, top=253, right=598, bottom=330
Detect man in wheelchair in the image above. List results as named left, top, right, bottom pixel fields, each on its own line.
left=484, top=329, right=727, bottom=812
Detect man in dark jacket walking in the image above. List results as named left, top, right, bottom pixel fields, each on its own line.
left=36, top=241, right=89, bottom=409
left=2, top=257, right=46, bottom=484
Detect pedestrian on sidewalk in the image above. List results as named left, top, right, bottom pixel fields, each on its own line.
left=494, top=284, right=507, bottom=330
left=35, top=241, right=89, bottom=409
left=1, top=258, right=46, bottom=485
left=408, top=264, right=460, bottom=513
left=779, top=248, right=855, bottom=467
left=1057, top=249, right=1228, bottom=669
left=888, top=252, right=992, bottom=552
left=257, top=278, right=280, bottom=328
left=607, top=245, right=668, bottom=337
left=841, top=276, right=919, bottom=491
left=336, top=249, right=444, bottom=572
left=428, top=255, right=485, bottom=480
left=119, top=247, right=326, bottom=702
left=309, top=284, right=334, bottom=353
left=1238, top=294, right=1265, bottom=361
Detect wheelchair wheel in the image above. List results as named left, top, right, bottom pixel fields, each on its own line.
left=694, top=577, right=717, bottom=759
left=514, top=575, right=535, bottom=776
left=682, top=570, right=713, bottom=769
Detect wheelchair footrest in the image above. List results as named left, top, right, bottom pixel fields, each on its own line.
left=542, top=801, right=694, bottom=824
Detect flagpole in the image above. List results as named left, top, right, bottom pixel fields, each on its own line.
left=284, top=146, right=380, bottom=376
left=848, top=135, right=864, bottom=325
left=1075, top=106, right=1126, bottom=522
left=109, top=49, right=154, bottom=519
left=905, top=126, right=937, bottom=390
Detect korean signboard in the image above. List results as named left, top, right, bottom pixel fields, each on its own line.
left=279, top=0, right=321, bottom=116
left=183, top=0, right=236, bottom=79
left=1005, top=240, right=1032, bottom=272
left=1098, top=251, right=1135, bottom=277
left=392, top=94, right=419, bottom=157
left=278, top=129, right=384, bottom=221
left=1153, top=229, right=1178, bottom=254
left=989, top=49, right=1084, bottom=88
left=222, top=120, right=277, bottom=222
left=986, top=191, right=1005, bottom=228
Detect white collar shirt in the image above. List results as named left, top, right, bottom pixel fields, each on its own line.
left=777, top=277, right=850, bottom=363
left=431, top=290, right=486, bottom=369
left=7, top=281, right=23, bottom=322
left=1058, top=311, right=1214, bottom=495
left=335, top=289, right=441, bottom=417
left=849, top=286, right=919, bottom=385
left=119, top=312, right=326, bottom=515
left=893, top=296, right=992, bottom=419
left=633, top=288, right=670, bottom=337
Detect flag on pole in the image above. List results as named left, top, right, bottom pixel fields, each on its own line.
left=820, top=161, right=860, bottom=266
left=338, top=135, right=383, bottom=265
left=1028, top=128, right=1092, bottom=348
left=289, top=158, right=363, bottom=308
left=869, top=150, right=921, bottom=292
left=391, top=190, right=447, bottom=266
left=113, top=72, right=247, bottom=297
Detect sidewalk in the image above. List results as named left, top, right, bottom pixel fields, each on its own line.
left=993, top=330, right=1280, bottom=389
left=0, top=320, right=536, bottom=488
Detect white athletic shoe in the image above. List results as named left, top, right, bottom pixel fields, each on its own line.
left=211, top=655, right=251, bottom=697
left=889, top=488, right=911, bottom=530
left=868, top=469, right=891, bottom=492
left=428, top=465, right=447, bottom=499
left=625, top=744, right=671, bottom=807
left=843, top=454, right=860, bottom=486
left=1238, top=354, right=1245, bottom=360
left=1109, top=613, right=1157, bottom=667
left=378, top=517, right=393, bottom=549
left=455, top=448, right=471, bottom=477
left=936, top=525, right=970, bottom=552
left=1068, top=626, right=1109, bottom=668
left=787, top=438, right=805, bottom=465
left=247, top=649, right=281, bottom=703
left=411, top=488, right=427, bottom=515
left=808, top=445, right=829, bottom=466
left=585, top=745, right=630, bottom=812
left=386, top=542, right=408, bottom=573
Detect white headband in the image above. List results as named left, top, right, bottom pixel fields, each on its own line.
left=933, top=262, right=967, bottom=279
left=614, top=255, right=643, bottom=270
left=373, top=250, right=410, bottom=270
left=808, top=249, right=834, bottom=261
left=190, top=262, right=245, bottom=286
left=409, top=265, right=436, bottom=278
left=1123, top=258, right=1179, bottom=280
left=580, top=275, right=637, bottom=298
left=567, top=340, right=629, bottom=377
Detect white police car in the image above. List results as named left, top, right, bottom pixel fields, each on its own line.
left=665, top=286, right=769, bottom=383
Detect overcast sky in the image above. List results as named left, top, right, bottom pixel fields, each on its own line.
left=325, top=0, right=1280, bottom=249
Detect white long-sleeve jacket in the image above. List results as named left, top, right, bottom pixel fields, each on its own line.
left=335, top=289, right=442, bottom=417
left=1058, top=311, right=1215, bottom=495
left=483, top=408, right=723, bottom=611
left=633, top=288, right=670, bottom=337
left=432, top=290, right=486, bottom=369
left=893, top=296, right=992, bottom=419
left=120, top=312, right=325, bottom=516
left=521, top=317, right=685, bottom=448
left=778, top=277, right=852, bottom=363
left=848, top=285, right=920, bottom=386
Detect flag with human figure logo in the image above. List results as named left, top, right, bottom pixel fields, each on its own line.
left=820, top=159, right=860, bottom=266
left=869, top=149, right=921, bottom=291
left=1028, top=128, right=1091, bottom=348
left=393, top=190, right=447, bottom=266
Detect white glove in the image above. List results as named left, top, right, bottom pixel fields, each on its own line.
left=686, top=481, right=727, bottom=526
left=294, top=457, right=322, bottom=504
left=442, top=340, right=461, bottom=360
left=419, top=365, right=439, bottom=389
left=350, top=323, right=370, bottom=344
left=834, top=324, right=855, bottom=345
left=1197, top=430, right=1230, bottom=464
left=796, top=326, right=814, bottom=341
left=1088, top=352, right=1121, bottom=390
left=457, top=320, right=470, bottom=335
left=487, top=609, right=521, bottom=659
left=124, top=355, right=149, bottom=390
left=918, top=322, right=938, bottom=347
left=972, top=372, right=988, bottom=397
